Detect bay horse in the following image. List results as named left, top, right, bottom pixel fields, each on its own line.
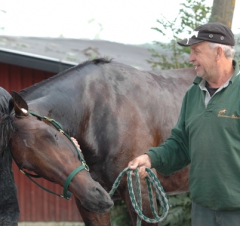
left=4, top=58, right=196, bottom=225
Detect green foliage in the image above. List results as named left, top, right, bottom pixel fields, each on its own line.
left=110, top=193, right=192, bottom=226
left=160, top=193, right=192, bottom=226
left=110, top=200, right=132, bottom=226
left=148, top=0, right=211, bottom=70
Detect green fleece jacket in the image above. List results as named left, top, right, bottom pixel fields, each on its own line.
left=147, top=61, right=240, bottom=211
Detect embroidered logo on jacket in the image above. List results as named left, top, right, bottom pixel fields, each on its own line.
left=218, top=109, right=240, bottom=119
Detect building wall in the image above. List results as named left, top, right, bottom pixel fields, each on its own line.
left=0, top=62, right=83, bottom=222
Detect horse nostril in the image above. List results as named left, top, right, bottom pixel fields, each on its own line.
left=94, top=186, right=113, bottom=204
left=94, top=187, right=104, bottom=196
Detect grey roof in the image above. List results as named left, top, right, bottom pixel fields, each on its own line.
left=0, top=36, right=155, bottom=73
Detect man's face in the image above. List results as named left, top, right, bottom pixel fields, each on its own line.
left=189, top=41, right=218, bottom=81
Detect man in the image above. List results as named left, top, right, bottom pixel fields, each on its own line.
left=128, top=22, right=240, bottom=226
left=0, top=87, right=19, bottom=225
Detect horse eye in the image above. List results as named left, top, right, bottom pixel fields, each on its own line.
left=54, top=134, right=58, bottom=140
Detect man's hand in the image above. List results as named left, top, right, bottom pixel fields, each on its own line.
left=128, top=154, right=152, bottom=179
left=71, top=137, right=81, bottom=151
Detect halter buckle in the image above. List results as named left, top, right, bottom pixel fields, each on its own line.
left=43, top=116, right=54, bottom=122
left=83, top=162, right=90, bottom=171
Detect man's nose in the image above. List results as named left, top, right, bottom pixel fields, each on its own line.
left=188, top=53, right=195, bottom=63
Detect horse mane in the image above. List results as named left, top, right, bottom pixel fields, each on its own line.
left=19, top=57, right=112, bottom=97
left=0, top=99, right=14, bottom=154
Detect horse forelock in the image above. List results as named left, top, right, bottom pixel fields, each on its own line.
left=19, top=57, right=112, bottom=98
left=0, top=112, right=14, bottom=154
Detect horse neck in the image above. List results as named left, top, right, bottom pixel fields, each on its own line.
left=25, top=76, right=85, bottom=136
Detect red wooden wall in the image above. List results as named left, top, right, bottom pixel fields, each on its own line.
left=0, top=62, right=83, bottom=222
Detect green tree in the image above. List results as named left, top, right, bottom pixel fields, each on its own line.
left=148, top=0, right=211, bottom=70
left=148, top=0, right=239, bottom=70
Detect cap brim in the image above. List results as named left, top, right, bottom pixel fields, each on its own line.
left=177, top=38, right=204, bottom=46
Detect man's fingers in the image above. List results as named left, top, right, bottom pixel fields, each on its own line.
left=71, top=137, right=81, bottom=151
left=130, top=166, right=148, bottom=179
left=138, top=166, right=148, bottom=179
left=128, top=159, right=138, bottom=170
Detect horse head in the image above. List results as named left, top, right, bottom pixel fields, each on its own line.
left=8, top=91, right=113, bottom=213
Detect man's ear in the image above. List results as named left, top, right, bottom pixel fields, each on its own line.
left=216, top=46, right=223, bottom=60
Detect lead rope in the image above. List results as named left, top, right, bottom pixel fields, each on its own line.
left=109, top=167, right=169, bottom=225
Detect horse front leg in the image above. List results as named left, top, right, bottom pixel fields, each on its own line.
left=75, top=197, right=111, bottom=226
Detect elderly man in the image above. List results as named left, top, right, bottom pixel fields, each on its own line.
left=128, top=22, right=240, bottom=226
left=0, top=87, right=19, bottom=225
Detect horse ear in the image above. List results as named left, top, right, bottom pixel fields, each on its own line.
left=11, top=91, right=29, bottom=116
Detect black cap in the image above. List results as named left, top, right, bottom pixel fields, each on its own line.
left=177, top=22, right=235, bottom=46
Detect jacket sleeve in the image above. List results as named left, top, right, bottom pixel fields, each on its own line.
left=146, top=93, right=190, bottom=176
